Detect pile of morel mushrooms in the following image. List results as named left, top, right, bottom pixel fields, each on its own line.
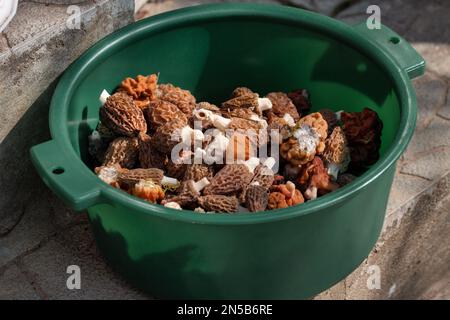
left=89, top=73, right=382, bottom=213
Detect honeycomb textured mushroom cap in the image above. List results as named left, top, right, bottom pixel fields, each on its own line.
left=203, top=164, right=254, bottom=196
left=102, top=136, right=139, bottom=169
left=145, top=99, right=188, bottom=130
left=100, top=92, right=147, bottom=136
left=245, top=185, right=269, bottom=212
left=157, top=83, right=196, bottom=118
left=266, top=92, right=300, bottom=121
left=151, top=118, right=189, bottom=154
left=198, top=195, right=239, bottom=213
left=118, top=168, right=164, bottom=188
left=137, top=132, right=167, bottom=170
left=323, top=126, right=350, bottom=175
left=183, top=164, right=215, bottom=182
left=221, top=93, right=259, bottom=111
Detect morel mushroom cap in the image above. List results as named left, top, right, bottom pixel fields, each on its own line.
left=222, top=92, right=259, bottom=111
left=203, top=161, right=256, bottom=196
left=100, top=92, right=147, bottom=137
left=145, top=99, right=188, bottom=129
left=231, top=87, right=255, bottom=98
left=280, top=125, right=319, bottom=166
left=118, top=168, right=164, bottom=188
left=132, top=180, right=165, bottom=203
left=267, top=113, right=292, bottom=144
left=151, top=118, right=188, bottom=154
left=266, top=92, right=300, bottom=121
left=193, top=102, right=220, bottom=129
left=119, top=74, right=158, bottom=109
left=198, top=195, right=239, bottom=213
left=102, top=136, right=139, bottom=169
left=164, top=177, right=210, bottom=209
left=322, top=126, right=350, bottom=180
left=137, top=132, right=167, bottom=170
left=297, top=157, right=339, bottom=200
left=245, top=185, right=269, bottom=212
left=287, top=89, right=311, bottom=115
left=268, top=181, right=304, bottom=209
left=341, top=108, right=383, bottom=167
left=157, top=83, right=196, bottom=118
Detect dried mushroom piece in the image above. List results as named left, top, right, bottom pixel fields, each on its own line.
left=145, top=99, right=188, bottom=130
left=118, top=74, right=158, bottom=109
left=102, top=136, right=139, bottom=169
left=297, top=157, right=338, bottom=200
left=266, top=92, right=300, bottom=122
left=280, top=125, right=319, bottom=166
left=137, top=132, right=167, bottom=170
left=267, top=113, right=292, bottom=145
left=223, top=89, right=272, bottom=116
left=287, top=89, right=311, bottom=115
left=268, top=181, right=304, bottom=210
left=203, top=158, right=259, bottom=196
left=132, top=180, right=165, bottom=203
left=322, top=126, right=350, bottom=180
left=221, top=107, right=258, bottom=121
left=198, top=195, right=239, bottom=213
left=240, top=158, right=276, bottom=203
left=245, top=185, right=269, bottom=212
left=157, top=83, right=196, bottom=118
left=118, top=168, right=164, bottom=188
left=151, top=118, right=190, bottom=154
left=231, top=87, right=255, bottom=98
left=341, top=108, right=383, bottom=168
left=164, top=202, right=182, bottom=210
left=95, top=164, right=122, bottom=188
left=100, top=92, right=147, bottom=137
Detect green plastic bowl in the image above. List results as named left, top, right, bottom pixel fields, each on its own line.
left=30, top=4, right=424, bottom=299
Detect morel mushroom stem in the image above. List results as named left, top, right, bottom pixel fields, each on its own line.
left=283, top=113, right=296, bottom=127
left=244, top=157, right=260, bottom=173
left=161, top=176, right=180, bottom=188
left=194, top=108, right=231, bottom=131
left=192, top=177, right=210, bottom=193
left=99, top=89, right=111, bottom=105
left=263, top=157, right=276, bottom=170
left=256, top=97, right=273, bottom=114
left=305, top=186, right=318, bottom=200
left=164, top=202, right=182, bottom=210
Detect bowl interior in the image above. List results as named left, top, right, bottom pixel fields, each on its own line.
left=65, top=16, right=401, bottom=169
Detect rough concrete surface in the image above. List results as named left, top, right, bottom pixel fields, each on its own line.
left=0, top=0, right=449, bottom=299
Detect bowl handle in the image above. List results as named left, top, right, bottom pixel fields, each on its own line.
left=30, top=140, right=103, bottom=211
left=352, top=22, right=425, bottom=79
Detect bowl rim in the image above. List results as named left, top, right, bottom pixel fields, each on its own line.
left=49, top=3, right=417, bottom=225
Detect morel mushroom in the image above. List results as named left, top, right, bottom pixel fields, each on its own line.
left=118, top=168, right=164, bottom=189
left=322, top=126, right=350, bottom=180
left=297, top=157, right=339, bottom=200
left=157, top=83, right=196, bottom=118
left=137, top=132, right=167, bottom=170
left=164, top=202, right=182, bottom=210
left=152, top=118, right=202, bottom=155
left=100, top=92, right=147, bottom=137
left=102, top=136, right=139, bottom=169
left=280, top=125, right=320, bottom=166
left=222, top=89, right=272, bottom=116
left=198, top=195, right=239, bottom=213
left=266, top=92, right=300, bottom=122
left=240, top=157, right=276, bottom=203
left=287, top=89, right=311, bottom=114
left=132, top=180, right=165, bottom=203
left=341, top=108, right=383, bottom=168
left=118, top=74, right=158, bottom=109
left=203, top=158, right=260, bottom=196
left=145, top=99, right=188, bottom=130
left=297, top=112, right=328, bottom=145
left=268, top=181, right=304, bottom=209
left=245, top=184, right=269, bottom=212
